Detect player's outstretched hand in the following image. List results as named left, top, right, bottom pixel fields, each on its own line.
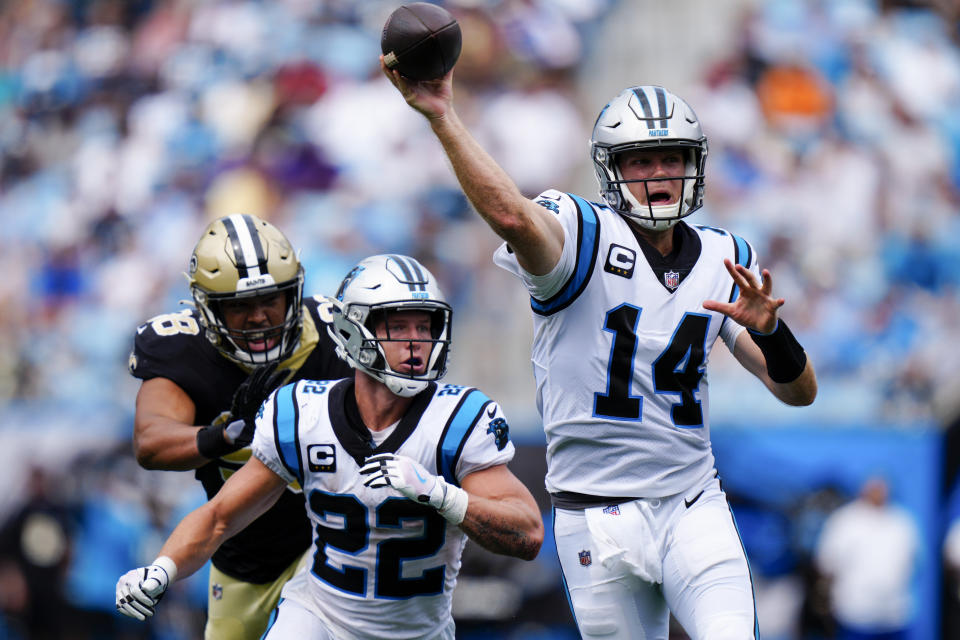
left=703, top=259, right=784, bottom=334
left=380, top=56, right=453, bottom=121
left=115, top=558, right=176, bottom=621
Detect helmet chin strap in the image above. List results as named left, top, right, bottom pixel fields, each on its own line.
left=384, top=374, right=429, bottom=398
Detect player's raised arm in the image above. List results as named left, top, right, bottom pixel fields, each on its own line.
left=381, top=59, right=563, bottom=277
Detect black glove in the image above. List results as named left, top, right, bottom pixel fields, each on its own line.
left=196, top=362, right=289, bottom=459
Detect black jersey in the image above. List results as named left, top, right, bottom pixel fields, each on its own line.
left=129, top=295, right=353, bottom=583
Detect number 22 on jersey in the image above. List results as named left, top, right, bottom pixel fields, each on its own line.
left=594, top=304, right=710, bottom=428
left=309, top=491, right=446, bottom=599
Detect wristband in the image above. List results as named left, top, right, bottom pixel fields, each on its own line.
left=196, top=424, right=230, bottom=459
left=748, top=319, right=807, bottom=383
left=435, top=482, right=469, bottom=525
left=151, top=555, right=178, bottom=583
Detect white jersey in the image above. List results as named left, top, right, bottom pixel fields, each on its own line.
left=252, top=379, right=514, bottom=640
left=495, top=190, right=755, bottom=499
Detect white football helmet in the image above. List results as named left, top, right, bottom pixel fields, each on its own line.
left=328, top=254, right=452, bottom=397
left=591, top=85, right=708, bottom=231
left=188, top=214, right=304, bottom=366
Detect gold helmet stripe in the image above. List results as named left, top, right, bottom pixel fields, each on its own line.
left=223, top=214, right=267, bottom=279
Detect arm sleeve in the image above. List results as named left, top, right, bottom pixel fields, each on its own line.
left=492, top=189, right=579, bottom=301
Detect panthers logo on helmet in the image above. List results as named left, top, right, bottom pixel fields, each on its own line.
left=335, top=265, right=365, bottom=301
left=486, top=417, right=510, bottom=451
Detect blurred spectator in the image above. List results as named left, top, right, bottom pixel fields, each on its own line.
left=0, top=465, right=75, bottom=640
left=755, top=60, right=833, bottom=143
left=814, top=476, right=920, bottom=639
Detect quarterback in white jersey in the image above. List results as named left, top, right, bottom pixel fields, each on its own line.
left=494, top=189, right=754, bottom=500
left=385, top=64, right=817, bottom=640
left=116, top=255, right=544, bottom=639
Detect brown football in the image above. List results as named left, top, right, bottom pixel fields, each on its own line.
left=381, top=3, right=461, bottom=81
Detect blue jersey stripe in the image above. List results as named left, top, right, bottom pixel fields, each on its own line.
left=728, top=234, right=752, bottom=303
left=531, top=194, right=600, bottom=316
left=438, top=389, right=490, bottom=486
left=733, top=234, right=752, bottom=269
left=273, top=382, right=303, bottom=485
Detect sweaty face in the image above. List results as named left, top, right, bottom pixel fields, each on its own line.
left=617, top=148, right=686, bottom=207
left=221, top=292, right=287, bottom=352
left=371, top=310, right=434, bottom=376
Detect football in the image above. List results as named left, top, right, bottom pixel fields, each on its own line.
left=381, top=2, right=461, bottom=81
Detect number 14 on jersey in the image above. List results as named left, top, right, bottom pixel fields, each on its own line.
left=594, top=304, right=710, bottom=428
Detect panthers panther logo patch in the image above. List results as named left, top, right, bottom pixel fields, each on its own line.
left=535, top=199, right=560, bottom=214
left=486, top=417, right=509, bottom=451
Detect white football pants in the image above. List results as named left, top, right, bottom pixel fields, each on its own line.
left=554, top=471, right=759, bottom=640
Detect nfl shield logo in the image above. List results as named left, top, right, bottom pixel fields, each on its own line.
left=211, top=583, right=223, bottom=600
left=602, top=504, right=620, bottom=516
left=578, top=550, right=592, bottom=567
left=664, top=270, right=680, bottom=289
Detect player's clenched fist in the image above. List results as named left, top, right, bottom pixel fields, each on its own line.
left=115, top=556, right=177, bottom=620
left=360, top=453, right=469, bottom=524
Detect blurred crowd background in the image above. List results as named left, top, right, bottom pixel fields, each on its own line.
left=2, top=0, right=960, bottom=638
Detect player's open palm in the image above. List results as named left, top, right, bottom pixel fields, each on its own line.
left=380, top=57, right=453, bottom=120
left=703, top=258, right=783, bottom=334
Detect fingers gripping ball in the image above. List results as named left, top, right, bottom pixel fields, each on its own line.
left=381, top=2, right=462, bottom=80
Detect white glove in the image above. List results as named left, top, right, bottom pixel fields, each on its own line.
left=115, top=556, right=177, bottom=621
left=360, top=453, right=468, bottom=524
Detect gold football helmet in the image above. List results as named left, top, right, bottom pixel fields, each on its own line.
left=188, top=214, right=304, bottom=365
